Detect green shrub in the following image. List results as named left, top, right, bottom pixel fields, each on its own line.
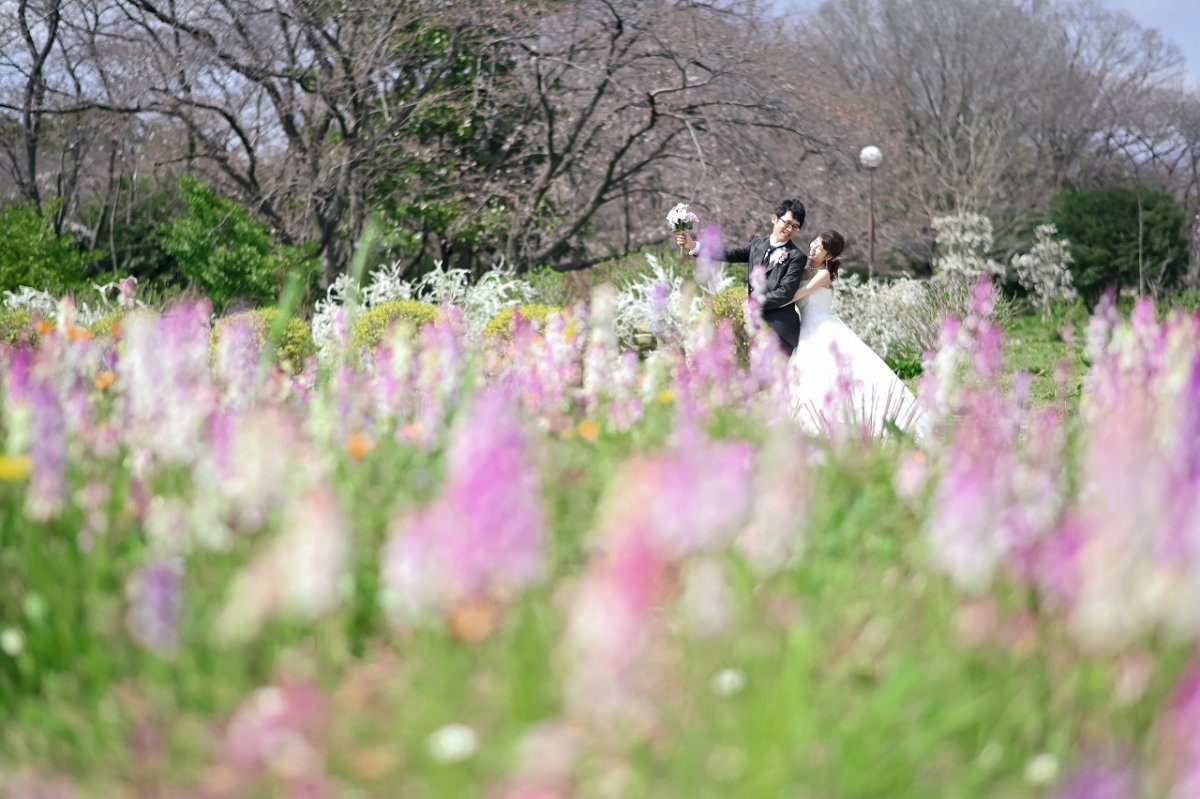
left=1050, top=185, right=1189, bottom=305
left=158, top=175, right=317, bottom=314
left=704, top=285, right=750, bottom=364
left=885, top=347, right=925, bottom=379
left=351, top=299, right=438, bottom=350
left=0, top=308, right=38, bottom=347
left=1169, top=288, right=1200, bottom=312
left=523, top=266, right=583, bottom=306
left=483, top=303, right=565, bottom=341
left=0, top=201, right=98, bottom=294
left=211, top=308, right=316, bottom=372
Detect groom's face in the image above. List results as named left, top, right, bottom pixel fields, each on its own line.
left=772, top=213, right=803, bottom=242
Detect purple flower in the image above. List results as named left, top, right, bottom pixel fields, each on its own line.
left=214, top=315, right=263, bottom=408
left=125, top=556, right=184, bottom=656
left=118, top=276, right=138, bottom=308
left=26, top=371, right=67, bottom=521
left=649, top=280, right=672, bottom=341
left=694, top=224, right=725, bottom=294
left=1055, top=759, right=1136, bottom=799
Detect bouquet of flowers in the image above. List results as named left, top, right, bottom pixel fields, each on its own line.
left=666, top=202, right=699, bottom=255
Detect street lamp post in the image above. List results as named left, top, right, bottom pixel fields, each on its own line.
left=859, top=145, right=883, bottom=279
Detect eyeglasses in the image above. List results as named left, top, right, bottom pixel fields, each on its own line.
left=776, top=218, right=801, bottom=232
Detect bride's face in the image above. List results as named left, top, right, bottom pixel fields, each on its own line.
left=808, top=236, right=826, bottom=265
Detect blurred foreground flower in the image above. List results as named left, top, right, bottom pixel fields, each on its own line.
left=215, top=488, right=349, bottom=643
left=126, top=556, right=184, bottom=656
left=562, top=433, right=754, bottom=730
left=0, top=454, right=31, bottom=481
left=224, top=681, right=328, bottom=786
left=426, top=723, right=480, bottom=764
left=382, top=388, right=546, bottom=625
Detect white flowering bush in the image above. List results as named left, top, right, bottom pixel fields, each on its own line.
left=932, top=213, right=1002, bottom=283
left=894, top=275, right=1014, bottom=357
left=831, top=274, right=927, bottom=359
left=410, top=261, right=536, bottom=332
left=311, top=259, right=536, bottom=361
left=611, top=253, right=708, bottom=352
left=1011, top=224, right=1077, bottom=321
left=2, top=278, right=146, bottom=326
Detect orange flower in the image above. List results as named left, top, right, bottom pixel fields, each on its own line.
left=576, top=419, right=601, bottom=442
left=67, top=326, right=93, bottom=341
left=346, top=432, right=372, bottom=460
left=447, top=599, right=501, bottom=644
left=110, top=320, right=123, bottom=339
left=35, top=320, right=54, bottom=335
left=94, top=371, right=117, bottom=391
left=349, top=746, right=398, bottom=779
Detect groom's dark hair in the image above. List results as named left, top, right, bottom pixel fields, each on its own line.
left=774, top=198, right=806, bottom=228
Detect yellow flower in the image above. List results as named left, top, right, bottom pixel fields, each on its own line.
left=657, top=390, right=675, bottom=404
left=0, top=455, right=32, bottom=481
left=576, top=419, right=601, bottom=442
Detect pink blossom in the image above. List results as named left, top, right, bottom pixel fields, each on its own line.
left=225, top=680, right=327, bottom=782
left=562, top=530, right=665, bottom=723
left=1055, top=759, right=1136, bottom=799
left=1163, top=656, right=1200, bottom=798
left=382, top=388, right=546, bottom=623
left=118, top=302, right=218, bottom=465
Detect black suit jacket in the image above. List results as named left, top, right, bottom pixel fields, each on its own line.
left=703, top=236, right=808, bottom=354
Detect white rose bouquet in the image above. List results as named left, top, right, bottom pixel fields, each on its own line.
left=666, top=202, right=699, bottom=255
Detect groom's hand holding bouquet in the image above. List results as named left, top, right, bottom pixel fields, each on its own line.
left=667, top=203, right=699, bottom=255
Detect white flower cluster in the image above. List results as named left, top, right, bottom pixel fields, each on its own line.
left=931, top=213, right=1003, bottom=283
left=311, top=259, right=536, bottom=361
left=1011, top=224, right=1076, bottom=321
left=831, top=274, right=928, bottom=359
left=611, top=253, right=706, bottom=351
left=666, top=202, right=699, bottom=231
left=415, top=261, right=537, bottom=334
left=2, top=279, right=145, bottom=325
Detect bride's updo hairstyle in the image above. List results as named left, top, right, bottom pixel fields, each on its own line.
left=820, top=230, right=846, bottom=281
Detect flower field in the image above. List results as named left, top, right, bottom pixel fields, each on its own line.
left=2, top=273, right=1199, bottom=798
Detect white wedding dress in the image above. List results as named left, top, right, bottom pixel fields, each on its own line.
left=786, top=286, right=929, bottom=438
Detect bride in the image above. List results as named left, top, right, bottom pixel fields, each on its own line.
left=785, top=230, right=928, bottom=438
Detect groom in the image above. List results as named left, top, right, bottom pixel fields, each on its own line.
left=676, top=198, right=809, bottom=355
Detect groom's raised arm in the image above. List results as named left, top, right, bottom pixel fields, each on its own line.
left=711, top=242, right=751, bottom=263
left=679, top=230, right=752, bottom=263
left=760, top=256, right=808, bottom=310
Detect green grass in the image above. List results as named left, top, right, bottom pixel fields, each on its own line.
left=1001, top=302, right=1089, bottom=410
